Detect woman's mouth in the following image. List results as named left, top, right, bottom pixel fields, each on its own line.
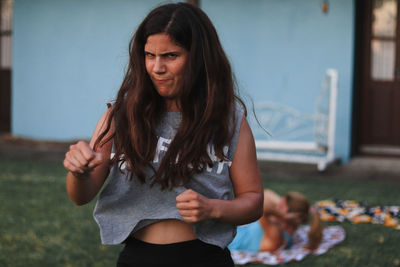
left=154, top=78, right=170, bottom=84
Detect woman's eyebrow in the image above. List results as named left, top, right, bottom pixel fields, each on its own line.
left=144, top=50, right=181, bottom=55
left=161, top=51, right=180, bottom=56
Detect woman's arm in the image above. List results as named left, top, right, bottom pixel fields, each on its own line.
left=258, top=216, right=285, bottom=251
left=64, top=109, right=113, bottom=206
left=262, top=189, right=286, bottom=218
left=176, top=116, right=264, bottom=225
left=257, top=190, right=285, bottom=251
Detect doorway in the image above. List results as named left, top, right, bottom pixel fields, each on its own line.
left=356, top=0, right=400, bottom=156
left=0, top=0, right=12, bottom=132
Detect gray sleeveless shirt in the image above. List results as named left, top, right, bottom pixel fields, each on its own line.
left=93, top=107, right=243, bottom=248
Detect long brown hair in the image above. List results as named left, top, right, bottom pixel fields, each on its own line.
left=285, top=192, right=323, bottom=250
left=94, top=3, right=244, bottom=190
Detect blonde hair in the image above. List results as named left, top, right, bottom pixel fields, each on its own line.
left=285, top=191, right=323, bottom=250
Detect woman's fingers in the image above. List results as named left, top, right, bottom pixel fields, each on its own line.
left=77, top=141, right=96, bottom=162
left=176, top=189, right=212, bottom=222
left=179, top=212, right=202, bottom=223
left=63, top=141, right=103, bottom=174
left=76, top=142, right=104, bottom=169
left=69, top=148, right=88, bottom=167
left=176, top=201, right=199, bottom=210
left=64, top=150, right=86, bottom=173
left=63, top=157, right=84, bottom=174
left=176, top=191, right=200, bottom=209
left=87, top=152, right=104, bottom=169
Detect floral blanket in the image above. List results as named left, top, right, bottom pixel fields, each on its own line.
left=230, top=225, right=345, bottom=265
left=231, top=199, right=400, bottom=265
left=315, top=200, right=400, bottom=230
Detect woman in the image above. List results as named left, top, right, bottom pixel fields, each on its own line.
left=63, top=3, right=263, bottom=267
left=228, top=190, right=323, bottom=253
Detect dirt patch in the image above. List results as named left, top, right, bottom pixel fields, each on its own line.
left=1, top=133, right=399, bottom=183
left=0, top=133, right=78, bottom=162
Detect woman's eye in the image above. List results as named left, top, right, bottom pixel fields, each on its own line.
left=145, top=52, right=155, bottom=58
left=166, top=53, right=177, bottom=59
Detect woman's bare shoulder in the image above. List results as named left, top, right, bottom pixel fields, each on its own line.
left=263, top=189, right=282, bottom=206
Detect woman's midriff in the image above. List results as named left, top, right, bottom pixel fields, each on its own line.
left=132, top=219, right=197, bottom=244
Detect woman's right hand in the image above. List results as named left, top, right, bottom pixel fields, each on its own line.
left=63, top=140, right=104, bottom=178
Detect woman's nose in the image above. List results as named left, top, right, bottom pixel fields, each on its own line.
left=153, top=57, right=166, bottom=73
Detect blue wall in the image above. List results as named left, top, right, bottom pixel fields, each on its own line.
left=13, top=0, right=355, bottom=162
left=202, top=0, right=355, bottom=162
left=13, top=0, right=168, bottom=140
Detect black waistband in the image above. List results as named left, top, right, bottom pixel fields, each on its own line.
left=121, top=236, right=233, bottom=266
left=127, top=236, right=225, bottom=257
left=126, top=236, right=217, bottom=249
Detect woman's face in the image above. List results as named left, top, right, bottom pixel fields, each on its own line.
left=144, top=33, right=188, bottom=111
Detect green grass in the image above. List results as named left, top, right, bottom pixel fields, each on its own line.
left=0, top=158, right=122, bottom=267
left=0, top=157, right=399, bottom=266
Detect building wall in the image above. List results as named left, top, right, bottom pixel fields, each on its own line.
left=202, top=0, right=355, bottom=162
left=12, top=0, right=167, bottom=140
left=13, top=0, right=355, bottom=162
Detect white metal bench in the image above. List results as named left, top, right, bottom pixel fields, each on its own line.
left=254, top=69, right=338, bottom=171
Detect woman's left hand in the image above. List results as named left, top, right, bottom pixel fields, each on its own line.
left=176, top=189, right=214, bottom=223
left=176, top=116, right=264, bottom=226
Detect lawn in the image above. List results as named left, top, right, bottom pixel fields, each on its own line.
left=0, top=157, right=399, bottom=267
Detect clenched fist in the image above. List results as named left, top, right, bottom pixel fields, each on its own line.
left=63, top=140, right=103, bottom=178
left=176, top=189, right=217, bottom=223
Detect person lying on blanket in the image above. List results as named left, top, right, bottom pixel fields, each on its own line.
left=229, top=189, right=323, bottom=252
